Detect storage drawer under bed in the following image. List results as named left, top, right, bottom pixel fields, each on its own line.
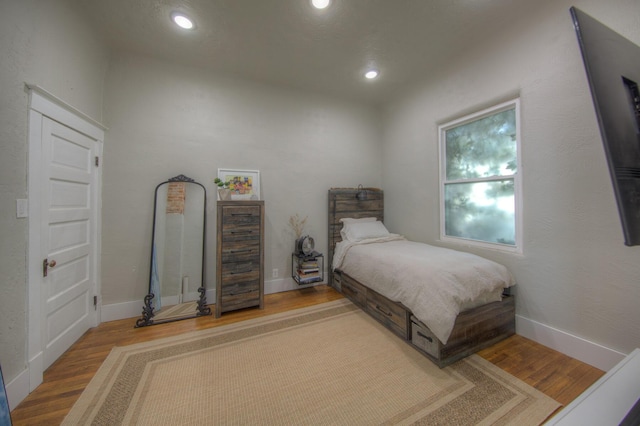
left=339, top=272, right=366, bottom=308
left=410, top=295, right=515, bottom=367
left=334, top=271, right=515, bottom=368
left=411, top=316, right=440, bottom=358
left=365, top=288, right=410, bottom=340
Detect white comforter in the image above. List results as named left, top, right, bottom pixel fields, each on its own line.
left=332, top=235, right=515, bottom=344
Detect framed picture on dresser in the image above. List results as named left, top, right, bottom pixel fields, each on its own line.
left=217, top=168, right=261, bottom=200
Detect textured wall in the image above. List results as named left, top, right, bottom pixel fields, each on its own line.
left=0, top=0, right=108, bottom=384
left=3, top=0, right=637, bottom=397
left=382, top=0, right=640, bottom=356
left=100, top=52, right=382, bottom=306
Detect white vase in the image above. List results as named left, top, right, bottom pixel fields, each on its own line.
left=218, top=188, right=232, bottom=200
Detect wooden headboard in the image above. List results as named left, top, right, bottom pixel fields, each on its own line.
left=327, top=187, right=383, bottom=287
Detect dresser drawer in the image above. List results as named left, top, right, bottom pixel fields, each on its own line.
left=221, top=226, right=261, bottom=243
left=366, top=289, right=410, bottom=339
left=220, top=241, right=260, bottom=263
left=220, top=282, right=261, bottom=313
left=220, top=272, right=260, bottom=312
left=221, top=261, right=260, bottom=283
left=222, top=206, right=261, bottom=224
left=221, top=206, right=261, bottom=242
left=220, top=279, right=260, bottom=297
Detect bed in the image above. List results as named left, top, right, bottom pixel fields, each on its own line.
left=328, top=187, right=516, bottom=367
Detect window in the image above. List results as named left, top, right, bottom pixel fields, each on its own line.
left=438, top=99, right=521, bottom=252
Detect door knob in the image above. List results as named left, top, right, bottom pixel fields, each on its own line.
left=43, top=258, right=57, bottom=277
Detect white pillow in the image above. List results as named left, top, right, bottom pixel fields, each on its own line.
left=340, top=217, right=378, bottom=240
left=341, top=220, right=390, bottom=242
left=339, top=217, right=377, bottom=224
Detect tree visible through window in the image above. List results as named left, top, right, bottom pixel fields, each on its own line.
left=439, top=99, right=521, bottom=251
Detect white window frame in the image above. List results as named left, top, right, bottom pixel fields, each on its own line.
left=438, top=98, right=522, bottom=254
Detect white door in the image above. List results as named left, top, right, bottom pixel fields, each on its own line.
left=27, top=87, right=104, bottom=394
left=40, top=116, right=98, bottom=369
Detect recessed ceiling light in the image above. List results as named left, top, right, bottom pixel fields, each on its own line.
left=364, top=70, right=379, bottom=80
left=311, top=0, right=331, bottom=10
left=172, top=13, right=194, bottom=30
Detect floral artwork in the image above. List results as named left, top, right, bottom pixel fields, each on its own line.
left=217, top=169, right=260, bottom=200
left=228, top=175, right=253, bottom=195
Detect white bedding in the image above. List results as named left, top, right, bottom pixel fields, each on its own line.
left=332, top=235, right=515, bottom=344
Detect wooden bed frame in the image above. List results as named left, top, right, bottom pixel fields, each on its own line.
left=328, top=187, right=515, bottom=367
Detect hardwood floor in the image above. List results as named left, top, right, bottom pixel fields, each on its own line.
left=10, top=285, right=603, bottom=425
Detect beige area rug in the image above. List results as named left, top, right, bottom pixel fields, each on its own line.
left=63, top=299, right=560, bottom=425
left=152, top=302, right=199, bottom=321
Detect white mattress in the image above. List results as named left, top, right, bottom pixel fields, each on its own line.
left=332, top=236, right=515, bottom=344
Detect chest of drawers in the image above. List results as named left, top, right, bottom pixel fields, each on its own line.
left=216, top=201, right=264, bottom=317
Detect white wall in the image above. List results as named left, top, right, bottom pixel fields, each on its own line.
left=3, top=1, right=638, bottom=411
left=0, top=0, right=108, bottom=397
left=381, top=0, right=640, bottom=369
left=100, top=52, right=382, bottom=310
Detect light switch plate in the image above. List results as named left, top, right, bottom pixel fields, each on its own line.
left=16, top=199, right=28, bottom=218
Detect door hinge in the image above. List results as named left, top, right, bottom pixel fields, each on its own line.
left=93, top=295, right=98, bottom=309
left=95, top=156, right=99, bottom=167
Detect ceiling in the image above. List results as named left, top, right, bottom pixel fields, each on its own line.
left=75, top=0, right=540, bottom=106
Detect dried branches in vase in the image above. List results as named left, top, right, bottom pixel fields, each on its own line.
left=288, top=213, right=308, bottom=239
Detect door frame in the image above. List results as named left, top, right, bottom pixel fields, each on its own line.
left=26, top=84, right=106, bottom=392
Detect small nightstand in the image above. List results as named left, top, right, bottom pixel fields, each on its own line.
left=292, top=251, right=324, bottom=285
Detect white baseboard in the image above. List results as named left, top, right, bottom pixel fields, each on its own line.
left=265, top=277, right=324, bottom=294
left=100, top=281, right=322, bottom=323
left=516, top=314, right=627, bottom=371
left=28, top=352, right=43, bottom=393
left=5, top=367, right=29, bottom=411
left=101, top=299, right=143, bottom=322
left=100, top=289, right=217, bottom=322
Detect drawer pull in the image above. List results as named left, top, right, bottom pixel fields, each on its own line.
left=231, top=269, right=253, bottom=275
left=230, top=289, right=255, bottom=296
left=417, top=331, right=433, bottom=343
left=375, top=304, right=393, bottom=317
left=230, top=249, right=254, bottom=254
left=231, top=213, right=254, bottom=217
left=231, top=230, right=253, bottom=235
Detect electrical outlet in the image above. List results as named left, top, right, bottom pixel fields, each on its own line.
left=272, top=268, right=279, bottom=278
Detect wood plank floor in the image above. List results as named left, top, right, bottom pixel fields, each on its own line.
left=10, top=285, right=604, bottom=425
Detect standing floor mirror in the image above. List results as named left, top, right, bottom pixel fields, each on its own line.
left=136, top=174, right=211, bottom=327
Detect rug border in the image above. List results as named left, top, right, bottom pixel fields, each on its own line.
left=63, top=299, right=356, bottom=424
left=63, top=299, right=560, bottom=425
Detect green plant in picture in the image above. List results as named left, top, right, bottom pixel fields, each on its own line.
left=214, top=178, right=233, bottom=200
left=214, top=177, right=231, bottom=189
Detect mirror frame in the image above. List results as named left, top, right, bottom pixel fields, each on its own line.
left=135, top=174, right=211, bottom=327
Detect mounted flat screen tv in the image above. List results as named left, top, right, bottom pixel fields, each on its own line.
left=570, top=7, right=640, bottom=246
